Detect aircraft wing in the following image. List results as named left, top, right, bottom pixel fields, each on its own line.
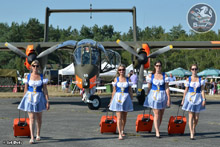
left=100, top=41, right=220, bottom=50
left=1, top=41, right=220, bottom=51
left=0, top=42, right=75, bottom=51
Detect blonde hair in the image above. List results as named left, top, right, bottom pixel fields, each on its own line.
left=31, top=60, right=40, bottom=66
left=116, top=64, right=126, bottom=77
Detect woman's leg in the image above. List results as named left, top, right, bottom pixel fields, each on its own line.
left=121, top=112, right=127, bottom=136
left=159, top=109, right=165, bottom=128
left=36, top=112, right=43, bottom=138
left=188, top=112, right=195, bottom=139
left=116, top=112, right=123, bottom=139
left=28, top=112, right=36, bottom=141
left=153, top=109, right=160, bottom=137
left=193, top=113, right=199, bottom=135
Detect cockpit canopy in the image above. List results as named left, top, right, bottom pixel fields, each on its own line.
left=73, top=39, right=121, bottom=72
left=73, top=39, right=105, bottom=65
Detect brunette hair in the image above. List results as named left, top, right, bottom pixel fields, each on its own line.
left=190, top=64, right=198, bottom=70
left=152, top=60, right=162, bottom=74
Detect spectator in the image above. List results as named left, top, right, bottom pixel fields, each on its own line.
left=130, top=71, right=138, bottom=84
left=217, top=81, right=220, bottom=95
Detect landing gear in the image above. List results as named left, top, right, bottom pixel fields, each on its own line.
left=137, top=89, right=145, bottom=105
left=87, top=95, right=101, bottom=110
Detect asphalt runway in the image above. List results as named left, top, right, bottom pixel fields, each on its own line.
left=0, top=95, right=220, bottom=147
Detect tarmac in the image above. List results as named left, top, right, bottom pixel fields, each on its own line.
left=0, top=95, right=220, bottom=147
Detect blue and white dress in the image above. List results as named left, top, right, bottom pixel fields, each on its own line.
left=182, top=77, right=205, bottom=113
left=109, top=77, right=133, bottom=112
left=18, top=74, right=48, bottom=113
left=143, top=73, right=169, bottom=109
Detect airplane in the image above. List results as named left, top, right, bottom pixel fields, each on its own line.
left=1, top=40, right=220, bottom=109
left=1, top=39, right=121, bottom=110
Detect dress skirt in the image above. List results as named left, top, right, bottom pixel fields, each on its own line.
left=182, top=92, right=205, bottom=113
left=109, top=92, right=133, bottom=112
left=18, top=91, right=47, bottom=113
left=143, top=90, right=167, bottom=109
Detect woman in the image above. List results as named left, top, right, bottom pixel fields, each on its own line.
left=18, top=60, right=50, bottom=144
left=109, top=64, right=133, bottom=140
left=181, top=64, right=206, bottom=140
left=143, top=60, right=170, bottom=138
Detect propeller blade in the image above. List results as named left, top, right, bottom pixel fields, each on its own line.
left=147, top=45, right=173, bottom=58
left=5, top=42, right=29, bottom=59
left=137, top=64, right=144, bottom=94
left=37, top=40, right=77, bottom=58
left=116, top=39, right=144, bottom=60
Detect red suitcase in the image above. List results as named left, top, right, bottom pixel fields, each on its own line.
left=168, top=105, right=187, bottom=135
left=136, top=109, right=153, bottom=133
left=99, top=109, right=117, bottom=134
left=13, top=111, right=30, bottom=137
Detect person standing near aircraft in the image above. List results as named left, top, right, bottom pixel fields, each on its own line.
left=109, top=64, right=133, bottom=140
left=18, top=60, right=50, bottom=144
left=143, top=60, right=170, bottom=138
left=181, top=64, right=206, bottom=140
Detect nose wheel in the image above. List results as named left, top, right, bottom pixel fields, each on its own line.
left=87, top=95, right=101, bottom=110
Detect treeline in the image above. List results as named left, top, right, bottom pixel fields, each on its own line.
left=0, top=18, right=220, bottom=75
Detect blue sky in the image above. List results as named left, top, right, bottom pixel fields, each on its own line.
left=0, top=0, right=219, bottom=34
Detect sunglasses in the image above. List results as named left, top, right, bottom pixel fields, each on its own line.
left=191, top=68, right=197, bottom=71
left=155, top=65, right=161, bottom=67
left=32, top=65, right=39, bottom=68
left=118, top=69, right=125, bottom=71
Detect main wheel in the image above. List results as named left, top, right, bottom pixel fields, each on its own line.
left=136, top=89, right=145, bottom=105
left=88, top=95, right=101, bottom=110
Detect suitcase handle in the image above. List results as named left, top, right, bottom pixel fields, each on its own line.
left=174, top=104, right=185, bottom=123
left=18, top=110, right=28, bottom=126
left=105, top=107, right=115, bottom=123
left=142, top=108, right=151, bottom=122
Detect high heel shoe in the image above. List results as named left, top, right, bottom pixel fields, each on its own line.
left=36, top=136, right=41, bottom=141
left=118, top=134, right=123, bottom=140
left=29, top=139, right=35, bottom=144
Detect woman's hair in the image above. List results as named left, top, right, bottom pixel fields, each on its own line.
left=190, top=64, right=198, bottom=70
left=152, top=60, right=162, bottom=74
left=30, top=60, right=41, bottom=73
left=116, top=64, right=126, bottom=77
left=31, top=60, right=40, bottom=66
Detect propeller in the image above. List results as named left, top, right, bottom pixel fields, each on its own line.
left=37, top=40, right=77, bottom=58
left=116, top=39, right=144, bottom=60
left=116, top=39, right=173, bottom=95
left=5, top=42, right=31, bottom=60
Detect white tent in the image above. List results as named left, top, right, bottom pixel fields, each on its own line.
left=59, top=63, right=75, bottom=76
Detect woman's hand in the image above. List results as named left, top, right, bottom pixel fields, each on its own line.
left=167, top=99, right=171, bottom=107
left=181, top=100, right=184, bottom=106
left=202, top=100, right=206, bottom=107
left=46, top=102, right=50, bottom=110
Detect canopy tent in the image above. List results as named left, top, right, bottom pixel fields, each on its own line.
left=197, top=68, right=220, bottom=77
left=58, top=63, right=75, bottom=76
left=166, top=67, right=192, bottom=77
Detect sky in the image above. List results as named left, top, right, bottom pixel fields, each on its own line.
left=0, top=0, right=219, bottom=34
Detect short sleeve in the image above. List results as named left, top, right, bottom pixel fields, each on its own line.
left=23, top=78, right=28, bottom=84
left=201, top=80, right=205, bottom=86
left=43, top=79, right=49, bottom=84
left=128, top=82, right=133, bottom=86
left=165, top=77, right=169, bottom=83
left=184, top=80, right=189, bottom=87
left=146, top=76, right=151, bottom=83
left=112, top=82, right=116, bottom=86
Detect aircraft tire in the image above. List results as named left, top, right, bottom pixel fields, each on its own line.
left=88, top=95, right=101, bottom=110
left=137, top=89, right=145, bottom=105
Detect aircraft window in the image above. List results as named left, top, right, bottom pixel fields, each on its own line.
left=73, top=46, right=81, bottom=65
left=91, top=48, right=99, bottom=65
left=82, top=47, right=90, bottom=64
